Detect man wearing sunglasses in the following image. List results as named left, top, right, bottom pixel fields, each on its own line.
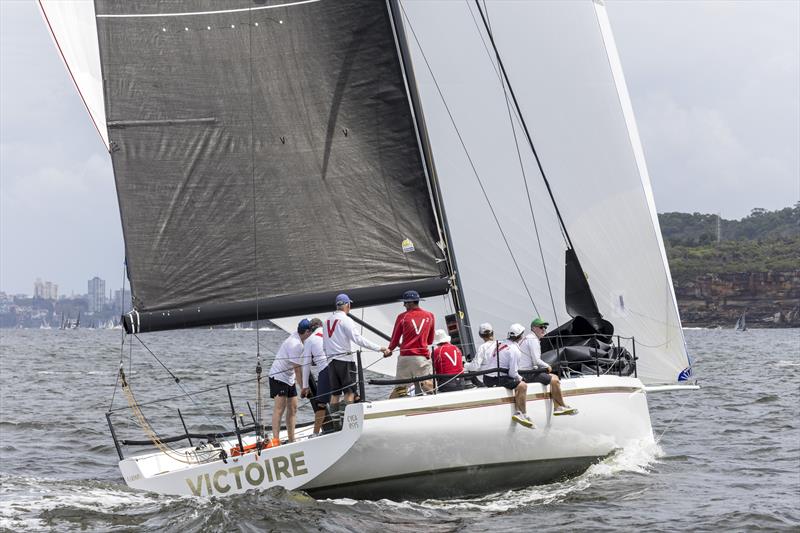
left=519, top=318, right=577, bottom=416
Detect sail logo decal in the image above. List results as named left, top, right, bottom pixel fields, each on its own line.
left=410, top=318, right=427, bottom=335
left=677, top=366, right=693, bottom=382
left=401, top=238, right=415, bottom=253
left=185, top=451, right=309, bottom=496
left=326, top=319, right=339, bottom=337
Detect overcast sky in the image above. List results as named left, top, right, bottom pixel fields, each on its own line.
left=1, top=0, right=798, bottom=296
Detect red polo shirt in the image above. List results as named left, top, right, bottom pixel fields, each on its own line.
left=388, top=307, right=435, bottom=356
left=433, top=343, right=463, bottom=375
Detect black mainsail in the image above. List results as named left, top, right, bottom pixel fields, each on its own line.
left=92, top=0, right=449, bottom=333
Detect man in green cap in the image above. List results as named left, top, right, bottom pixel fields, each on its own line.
left=518, top=318, right=577, bottom=415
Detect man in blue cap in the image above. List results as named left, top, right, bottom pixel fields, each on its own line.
left=323, top=293, right=390, bottom=418
left=388, top=289, right=436, bottom=398
left=269, top=318, right=315, bottom=445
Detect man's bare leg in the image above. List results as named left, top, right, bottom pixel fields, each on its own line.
left=313, top=407, right=326, bottom=434
left=515, top=381, right=528, bottom=413
left=272, top=396, right=286, bottom=443
left=286, top=396, right=298, bottom=442
left=549, top=375, right=567, bottom=408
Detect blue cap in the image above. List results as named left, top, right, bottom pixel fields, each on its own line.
left=335, top=293, right=352, bottom=306
left=402, top=290, right=421, bottom=303
left=297, top=318, right=312, bottom=333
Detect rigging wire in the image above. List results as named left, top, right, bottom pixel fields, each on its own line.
left=109, top=259, right=129, bottom=411
left=247, top=6, right=265, bottom=439
left=398, top=1, right=540, bottom=315
left=468, top=1, right=563, bottom=327
left=473, top=1, right=575, bottom=252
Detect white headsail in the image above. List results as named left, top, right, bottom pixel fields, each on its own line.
left=398, top=0, right=690, bottom=384
left=37, top=0, right=108, bottom=148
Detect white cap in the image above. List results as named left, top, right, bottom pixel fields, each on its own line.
left=478, top=322, right=493, bottom=334
left=433, top=329, right=451, bottom=345
left=508, top=323, right=525, bottom=338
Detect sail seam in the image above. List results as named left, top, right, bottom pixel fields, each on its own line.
left=95, top=0, right=321, bottom=19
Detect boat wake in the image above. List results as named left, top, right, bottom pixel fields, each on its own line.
left=329, top=438, right=663, bottom=512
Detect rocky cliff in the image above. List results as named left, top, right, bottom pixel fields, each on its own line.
left=674, top=270, right=800, bottom=328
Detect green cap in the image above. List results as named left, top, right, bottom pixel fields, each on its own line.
left=531, top=317, right=549, bottom=328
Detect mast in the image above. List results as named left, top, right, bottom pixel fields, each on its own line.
left=386, top=0, right=475, bottom=355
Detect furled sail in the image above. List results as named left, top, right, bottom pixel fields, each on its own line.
left=50, top=0, right=450, bottom=332
left=398, top=0, right=690, bottom=384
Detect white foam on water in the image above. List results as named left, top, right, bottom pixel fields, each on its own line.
left=776, top=360, right=800, bottom=367
left=338, top=438, right=664, bottom=513
left=0, top=475, right=159, bottom=530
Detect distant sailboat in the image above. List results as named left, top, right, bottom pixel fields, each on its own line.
left=735, top=309, right=747, bottom=331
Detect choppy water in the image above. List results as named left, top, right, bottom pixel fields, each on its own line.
left=1, top=328, right=798, bottom=532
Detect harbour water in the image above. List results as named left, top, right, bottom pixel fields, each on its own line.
left=0, top=328, right=798, bottom=532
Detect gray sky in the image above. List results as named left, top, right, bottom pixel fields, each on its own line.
left=1, top=0, right=798, bottom=296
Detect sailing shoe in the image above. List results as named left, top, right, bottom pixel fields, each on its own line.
left=553, top=405, right=578, bottom=416
left=512, top=411, right=535, bottom=429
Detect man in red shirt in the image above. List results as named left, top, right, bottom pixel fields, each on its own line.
left=432, top=329, right=464, bottom=393
left=388, top=290, right=435, bottom=398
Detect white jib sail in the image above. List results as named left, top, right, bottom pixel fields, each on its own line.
left=37, top=0, right=109, bottom=148
left=398, top=0, right=690, bottom=384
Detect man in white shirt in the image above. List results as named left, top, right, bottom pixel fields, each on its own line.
left=323, top=293, right=390, bottom=408
left=518, top=317, right=576, bottom=415
left=464, top=322, right=498, bottom=386
left=269, top=318, right=314, bottom=445
left=483, top=323, right=534, bottom=429
left=299, top=318, right=328, bottom=435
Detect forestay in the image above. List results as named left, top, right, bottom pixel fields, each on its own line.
left=398, top=0, right=690, bottom=384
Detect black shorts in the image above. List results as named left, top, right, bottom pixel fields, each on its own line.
left=328, top=359, right=357, bottom=395
left=269, top=377, right=297, bottom=398
left=437, top=376, right=464, bottom=393
left=309, top=367, right=332, bottom=411
left=483, top=374, right=520, bottom=390
left=526, top=372, right=553, bottom=386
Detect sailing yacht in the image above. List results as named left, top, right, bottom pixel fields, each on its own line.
left=40, top=0, right=695, bottom=499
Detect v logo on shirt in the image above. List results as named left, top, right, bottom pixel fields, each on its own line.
left=410, top=318, right=427, bottom=335
left=326, top=319, right=339, bottom=337
left=444, top=350, right=458, bottom=367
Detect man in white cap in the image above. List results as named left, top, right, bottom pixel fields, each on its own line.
left=323, top=293, right=390, bottom=415
left=464, top=322, right=498, bottom=385
left=483, top=323, right=534, bottom=428
left=432, top=329, right=464, bottom=392
left=519, top=318, right=576, bottom=415
left=269, top=318, right=314, bottom=445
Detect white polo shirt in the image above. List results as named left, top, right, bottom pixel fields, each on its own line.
left=518, top=333, right=548, bottom=371
left=464, top=340, right=498, bottom=372
left=323, top=310, right=381, bottom=363
left=301, top=327, right=326, bottom=388
left=270, top=331, right=304, bottom=385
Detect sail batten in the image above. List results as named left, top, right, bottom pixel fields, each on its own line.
left=92, top=0, right=448, bottom=328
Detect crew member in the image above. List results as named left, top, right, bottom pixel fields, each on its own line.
left=432, top=328, right=464, bottom=392
left=464, top=322, right=497, bottom=386
left=484, top=323, right=534, bottom=428
left=387, top=290, right=436, bottom=398
left=300, top=318, right=328, bottom=436
left=269, top=318, right=314, bottom=445
left=323, top=294, right=390, bottom=417
left=519, top=317, right=577, bottom=415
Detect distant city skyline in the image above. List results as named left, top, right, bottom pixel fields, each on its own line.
left=1, top=1, right=798, bottom=295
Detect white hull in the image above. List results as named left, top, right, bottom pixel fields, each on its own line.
left=119, top=376, right=652, bottom=499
